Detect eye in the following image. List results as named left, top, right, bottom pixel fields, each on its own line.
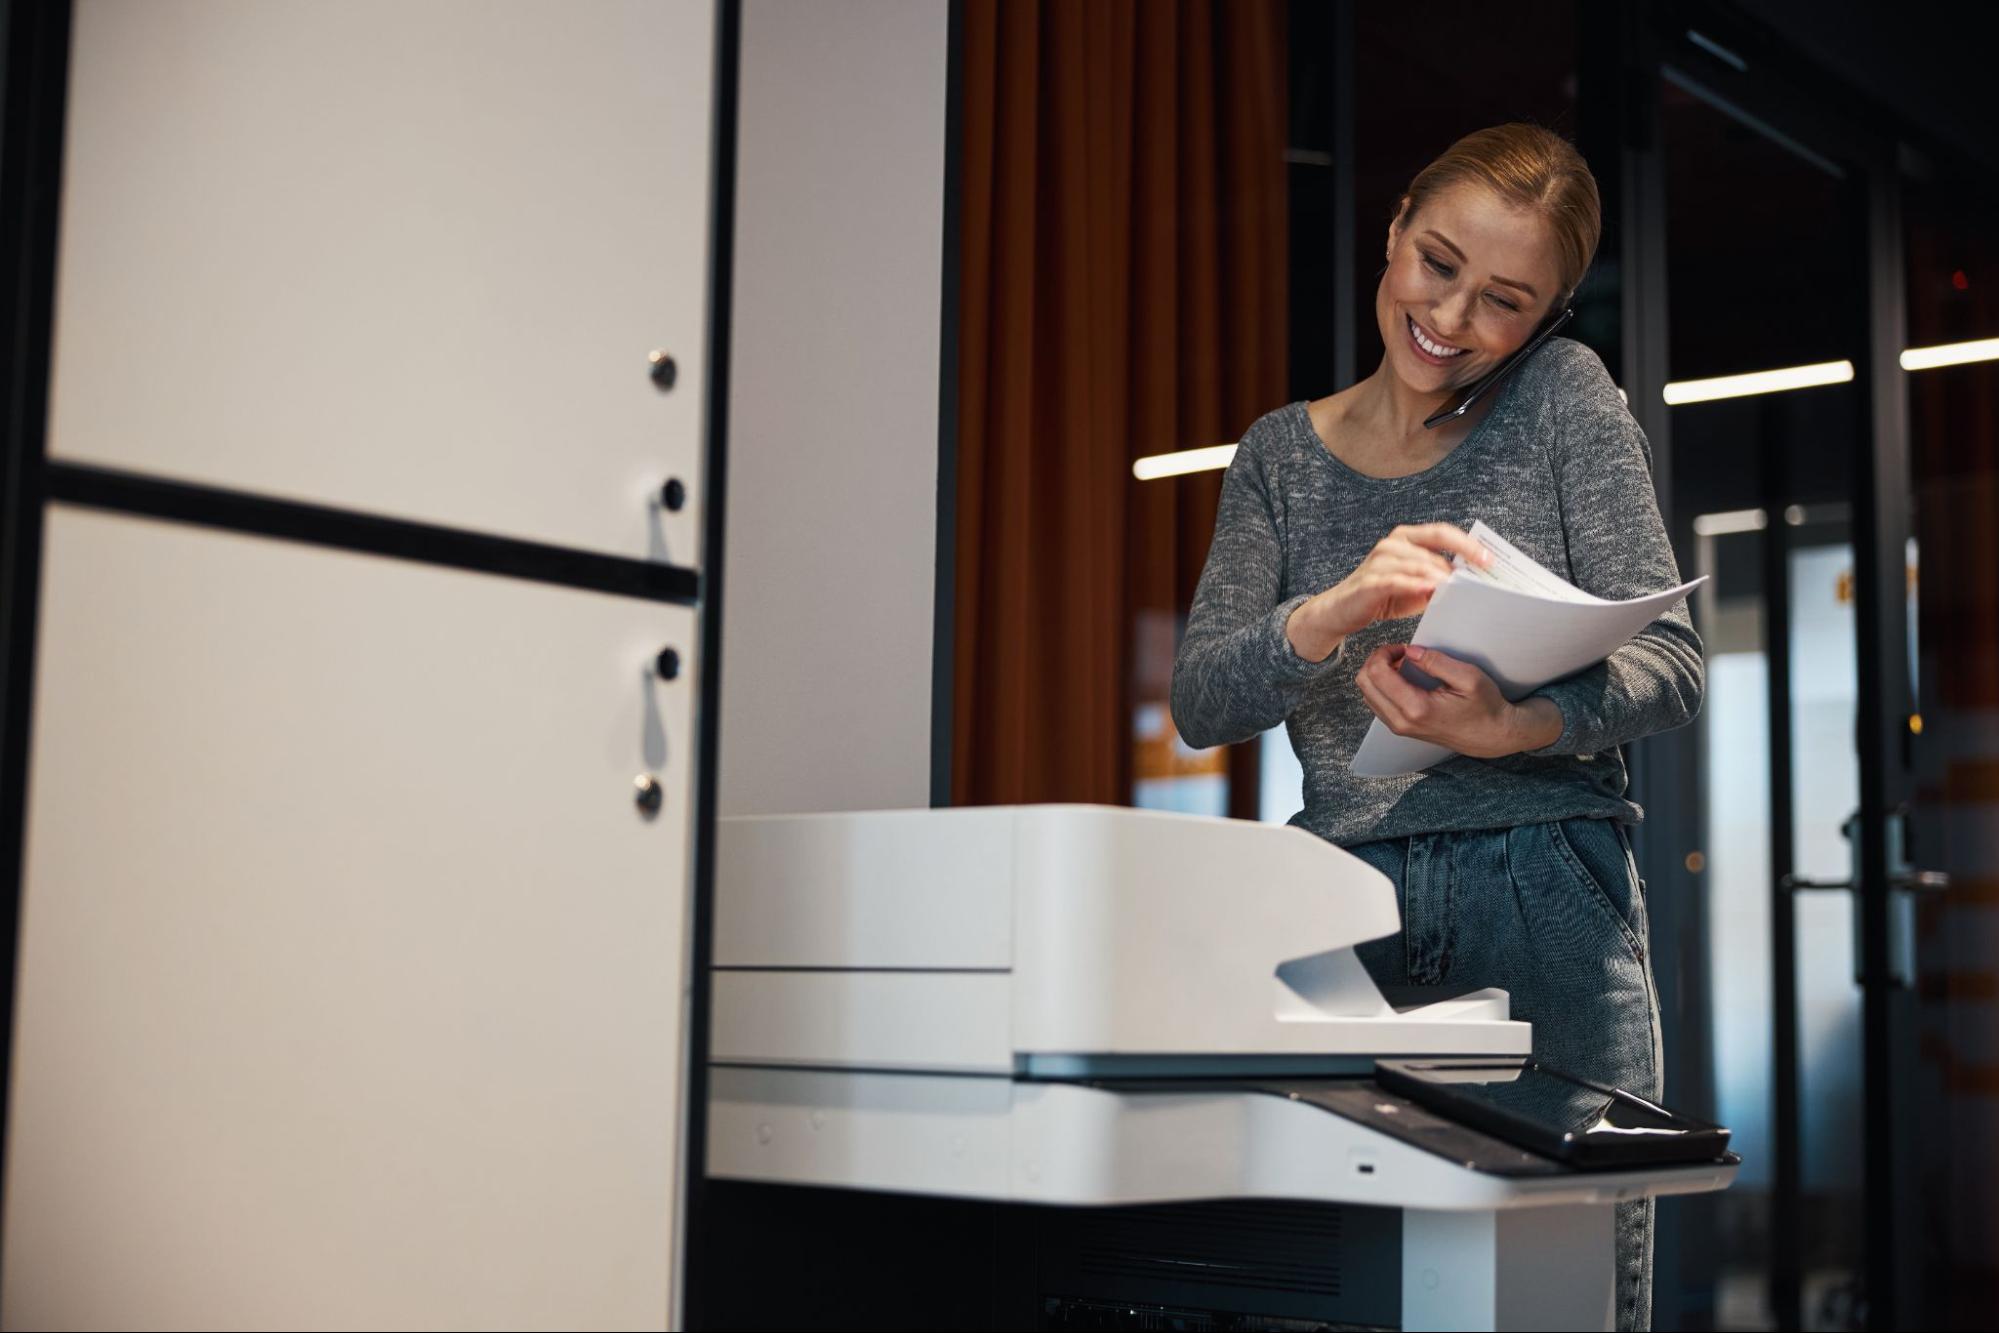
left=1423, top=255, right=1453, bottom=277
left=1488, top=294, right=1520, bottom=312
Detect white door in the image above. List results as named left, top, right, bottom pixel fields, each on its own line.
left=2, top=2, right=727, bottom=1328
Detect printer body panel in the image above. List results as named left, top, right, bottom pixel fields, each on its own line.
left=714, top=804, right=1532, bottom=1063
left=1001, top=806, right=1525, bottom=1057
left=715, top=807, right=1015, bottom=969
left=708, top=1066, right=1013, bottom=1198
left=711, top=971, right=1012, bottom=1073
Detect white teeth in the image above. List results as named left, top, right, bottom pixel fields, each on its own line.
left=1408, top=314, right=1465, bottom=358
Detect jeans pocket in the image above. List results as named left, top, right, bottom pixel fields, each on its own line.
left=1549, top=818, right=1647, bottom=965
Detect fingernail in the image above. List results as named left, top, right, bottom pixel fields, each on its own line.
left=1406, top=645, right=1425, bottom=659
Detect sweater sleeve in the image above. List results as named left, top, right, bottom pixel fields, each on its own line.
left=1522, top=346, right=1706, bottom=758
left=1170, top=438, right=1348, bottom=750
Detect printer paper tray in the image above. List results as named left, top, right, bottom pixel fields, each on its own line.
left=708, top=1066, right=1736, bottom=1212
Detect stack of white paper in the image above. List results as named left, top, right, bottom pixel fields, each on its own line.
left=1348, top=520, right=1706, bottom=777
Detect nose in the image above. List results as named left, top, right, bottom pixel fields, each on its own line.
left=1432, top=289, right=1476, bottom=339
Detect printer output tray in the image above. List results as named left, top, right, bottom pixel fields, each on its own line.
left=1091, top=1078, right=1740, bottom=1178
left=707, top=1065, right=1739, bottom=1210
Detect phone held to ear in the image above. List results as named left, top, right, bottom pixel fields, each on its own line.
left=1421, top=300, right=1576, bottom=430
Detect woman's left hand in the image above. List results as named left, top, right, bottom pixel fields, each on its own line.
left=1354, top=643, right=1561, bottom=758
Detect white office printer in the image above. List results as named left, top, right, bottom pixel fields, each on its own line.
left=707, top=805, right=1734, bottom=1332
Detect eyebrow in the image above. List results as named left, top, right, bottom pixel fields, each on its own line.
left=1421, top=230, right=1540, bottom=299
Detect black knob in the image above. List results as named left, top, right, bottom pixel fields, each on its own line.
left=648, top=350, right=678, bottom=391
left=661, top=478, right=686, bottom=511
left=634, top=774, right=663, bottom=817
left=655, top=647, right=681, bottom=681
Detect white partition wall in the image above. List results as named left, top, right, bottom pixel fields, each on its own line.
left=1, top=2, right=733, bottom=1327
left=718, top=0, right=950, bottom=816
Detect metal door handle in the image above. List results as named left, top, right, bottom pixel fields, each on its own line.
left=1779, top=874, right=1852, bottom=892
left=1778, top=871, right=1949, bottom=893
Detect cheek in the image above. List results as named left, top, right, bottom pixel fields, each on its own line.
left=1482, top=322, right=1526, bottom=357
left=1379, top=272, right=1438, bottom=332
left=1377, top=281, right=1415, bottom=333
left=1379, top=267, right=1419, bottom=305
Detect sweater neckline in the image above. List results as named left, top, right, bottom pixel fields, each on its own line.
left=1295, top=360, right=1527, bottom=490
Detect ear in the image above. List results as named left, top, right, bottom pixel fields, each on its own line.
left=1387, top=194, right=1413, bottom=253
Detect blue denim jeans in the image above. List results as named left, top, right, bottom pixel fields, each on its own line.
left=1343, top=814, right=1664, bottom=1333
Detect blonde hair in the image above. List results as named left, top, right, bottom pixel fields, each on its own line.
left=1396, top=123, right=1602, bottom=309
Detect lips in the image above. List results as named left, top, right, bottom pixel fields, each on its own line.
left=1405, top=312, right=1468, bottom=364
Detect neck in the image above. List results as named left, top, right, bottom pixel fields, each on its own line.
left=1350, top=358, right=1476, bottom=447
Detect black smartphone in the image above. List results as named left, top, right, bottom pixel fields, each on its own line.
left=1422, top=300, right=1576, bottom=429
left=1374, top=1057, right=1732, bottom=1168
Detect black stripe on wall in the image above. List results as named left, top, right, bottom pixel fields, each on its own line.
left=45, top=460, right=701, bottom=606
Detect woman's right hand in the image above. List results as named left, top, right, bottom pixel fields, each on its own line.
left=1286, top=522, right=1493, bottom=662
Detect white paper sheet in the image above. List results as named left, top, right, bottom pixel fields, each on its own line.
left=1349, top=521, right=1706, bottom=777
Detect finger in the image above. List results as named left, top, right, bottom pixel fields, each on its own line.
left=1397, top=522, right=1493, bottom=569
left=1372, top=572, right=1447, bottom=602
left=1400, top=521, right=1490, bottom=566
left=1368, top=651, right=1434, bottom=715
left=1404, top=644, right=1481, bottom=690
left=1344, top=558, right=1444, bottom=618
left=1374, top=579, right=1444, bottom=621
left=1376, top=539, right=1454, bottom=578
left=1353, top=663, right=1405, bottom=733
left=1378, top=551, right=1452, bottom=583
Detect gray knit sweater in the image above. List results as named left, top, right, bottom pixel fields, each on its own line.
left=1169, top=335, right=1703, bottom=848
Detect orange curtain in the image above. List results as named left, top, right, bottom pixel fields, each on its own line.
left=952, top=0, right=1290, bottom=806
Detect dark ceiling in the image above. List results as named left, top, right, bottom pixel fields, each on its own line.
left=1725, top=0, right=1999, bottom=180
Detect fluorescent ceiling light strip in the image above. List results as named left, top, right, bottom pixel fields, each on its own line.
left=1901, top=337, right=1999, bottom=371
left=1663, top=359, right=1853, bottom=405
left=1131, top=341, right=1980, bottom=475
left=1685, top=29, right=1749, bottom=73
left=1133, top=444, right=1237, bottom=481
left=1692, top=508, right=1767, bottom=537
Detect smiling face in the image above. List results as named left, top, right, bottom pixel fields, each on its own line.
left=1377, top=180, right=1565, bottom=393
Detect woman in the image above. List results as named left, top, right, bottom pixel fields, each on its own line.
left=1169, top=123, right=1703, bottom=1332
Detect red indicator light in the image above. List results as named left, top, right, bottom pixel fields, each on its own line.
left=1952, top=269, right=1970, bottom=290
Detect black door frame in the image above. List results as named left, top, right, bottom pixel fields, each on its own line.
left=1607, top=5, right=1915, bottom=1329
left=0, top=1, right=76, bottom=1269
left=1303, top=3, right=1921, bottom=1324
